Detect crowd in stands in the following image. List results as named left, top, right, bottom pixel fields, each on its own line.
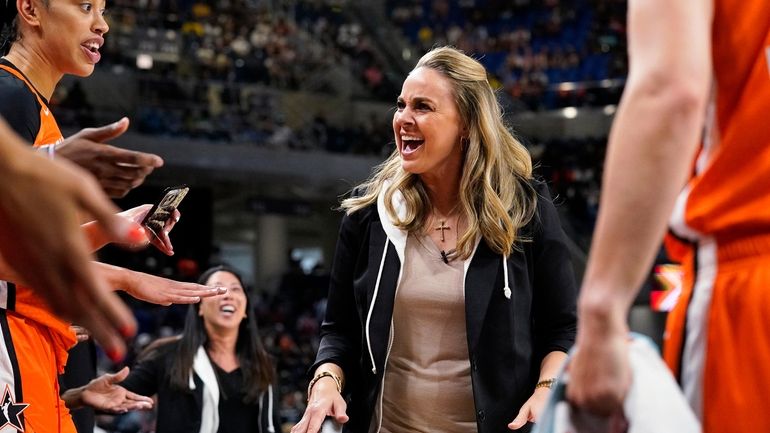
left=388, top=0, right=628, bottom=110
left=68, top=0, right=393, bottom=151
left=51, top=0, right=628, bottom=151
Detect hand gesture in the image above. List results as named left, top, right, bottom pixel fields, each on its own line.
left=57, top=118, right=164, bottom=198
left=74, top=367, right=154, bottom=413
left=96, top=262, right=226, bottom=305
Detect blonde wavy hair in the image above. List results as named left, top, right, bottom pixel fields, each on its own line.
left=341, top=46, right=537, bottom=258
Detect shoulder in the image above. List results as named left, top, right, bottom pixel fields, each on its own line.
left=521, top=177, right=560, bottom=237
left=0, top=71, right=41, bottom=142
left=341, top=197, right=379, bottom=229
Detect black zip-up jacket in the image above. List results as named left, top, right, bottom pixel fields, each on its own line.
left=120, top=340, right=280, bottom=433
left=311, top=181, right=578, bottom=433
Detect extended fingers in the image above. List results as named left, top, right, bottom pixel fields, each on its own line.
left=158, top=284, right=226, bottom=304
left=104, top=146, right=163, bottom=168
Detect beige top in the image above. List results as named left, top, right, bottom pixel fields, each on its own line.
left=379, top=234, right=477, bottom=433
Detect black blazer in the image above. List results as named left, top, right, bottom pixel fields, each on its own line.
left=311, top=181, right=577, bottom=433
left=120, top=341, right=281, bottom=433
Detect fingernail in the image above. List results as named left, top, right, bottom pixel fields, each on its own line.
left=119, top=323, right=136, bottom=338
left=127, top=225, right=146, bottom=243
left=107, top=347, right=125, bottom=362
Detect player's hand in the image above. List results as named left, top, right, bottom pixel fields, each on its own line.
left=57, top=118, right=163, bottom=198
left=84, top=204, right=180, bottom=255
left=566, top=324, right=631, bottom=417
left=64, top=367, right=154, bottom=413
left=95, top=262, right=226, bottom=305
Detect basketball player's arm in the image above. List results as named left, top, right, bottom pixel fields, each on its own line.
left=567, top=0, right=714, bottom=415
left=0, top=118, right=141, bottom=361
left=94, top=262, right=226, bottom=305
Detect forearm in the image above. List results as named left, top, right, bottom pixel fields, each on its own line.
left=579, top=0, right=712, bottom=332
left=539, top=351, right=567, bottom=381
left=92, top=261, right=131, bottom=291
left=60, top=386, right=86, bottom=409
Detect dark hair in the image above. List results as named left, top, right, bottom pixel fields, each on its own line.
left=163, top=265, right=275, bottom=403
left=0, top=0, right=50, bottom=55
left=0, top=1, right=18, bottom=55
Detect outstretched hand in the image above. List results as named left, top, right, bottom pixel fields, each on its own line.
left=96, top=262, right=226, bottom=305
left=66, top=367, right=154, bottom=413
left=57, top=118, right=164, bottom=198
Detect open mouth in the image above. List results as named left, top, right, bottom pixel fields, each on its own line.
left=401, top=135, right=424, bottom=154
left=220, top=305, right=236, bottom=315
left=81, top=41, right=103, bottom=63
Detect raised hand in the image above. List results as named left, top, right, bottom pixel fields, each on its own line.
left=57, top=117, right=164, bottom=198
left=62, top=367, right=154, bottom=413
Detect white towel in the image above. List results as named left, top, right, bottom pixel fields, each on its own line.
left=534, top=334, right=701, bottom=433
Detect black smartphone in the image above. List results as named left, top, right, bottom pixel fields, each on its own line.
left=141, top=185, right=189, bottom=241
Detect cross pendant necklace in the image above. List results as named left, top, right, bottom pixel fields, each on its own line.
left=435, top=220, right=451, bottom=242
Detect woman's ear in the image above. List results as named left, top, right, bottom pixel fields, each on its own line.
left=15, top=0, right=43, bottom=30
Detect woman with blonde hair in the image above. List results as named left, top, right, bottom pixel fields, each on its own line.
left=292, top=46, right=577, bottom=433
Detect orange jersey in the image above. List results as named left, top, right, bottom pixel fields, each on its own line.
left=0, top=62, right=77, bottom=432
left=670, top=1, right=770, bottom=241
left=0, top=63, right=75, bottom=362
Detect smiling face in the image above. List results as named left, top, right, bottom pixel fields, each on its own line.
left=198, top=271, right=248, bottom=331
left=32, top=0, right=109, bottom=76
left=393, top=66, right=465, bottom=181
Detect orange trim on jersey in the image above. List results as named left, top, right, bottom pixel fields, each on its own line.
left=0, top=64, right=63, bottom=147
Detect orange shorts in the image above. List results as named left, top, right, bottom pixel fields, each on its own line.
left=0, top=310, right=76, bottom=433
left=664, top=233, right=770, bottom=433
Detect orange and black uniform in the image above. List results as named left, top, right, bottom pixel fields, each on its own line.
left=0, top=59, right=78, bottom=433
left=663, top=2, right=770, bottom=432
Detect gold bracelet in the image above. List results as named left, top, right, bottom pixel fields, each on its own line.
left=307, top=371, right=343, bottom=401
left=535, top=378, right=557, bottom=389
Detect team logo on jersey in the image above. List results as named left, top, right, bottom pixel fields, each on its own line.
left=0, top=385, right=28, bottom=432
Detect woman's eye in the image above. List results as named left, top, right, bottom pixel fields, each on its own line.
left=396, top=101, right=406, bottom=110
left=80, top=3, right=92, bottom=12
